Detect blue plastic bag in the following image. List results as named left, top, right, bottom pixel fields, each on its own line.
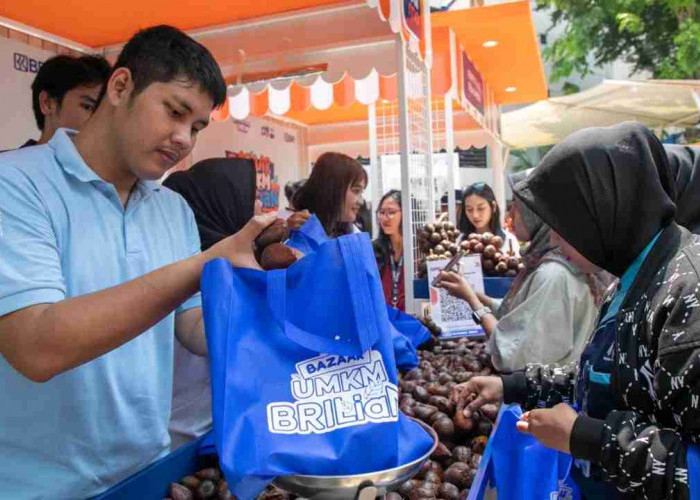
left=390, top=323, right=419, bottom=371
left=285, top=214, right=329, bottom=254
left=386, top=305, right=432, bottom=349
left=469, top=405, right=580, bottom=500
left=201, top=233, right=434, bottom=500
left=689, top=444, right=700, bottom=499
left=286, top=216, right=421, bottom=371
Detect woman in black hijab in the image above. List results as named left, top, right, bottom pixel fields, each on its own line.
left=666, top=144, right=700, bottom=233
left=454, top=123, right=700, bottom=499
left=163, top=157, right=257, bottom=449
left=164, top=158, right=257, bottom=251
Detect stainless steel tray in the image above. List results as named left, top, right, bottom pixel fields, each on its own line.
left=273, top=419, right=438, bottom=500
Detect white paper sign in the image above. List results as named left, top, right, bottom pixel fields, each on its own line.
left=427, top=254, right=485, bottom=338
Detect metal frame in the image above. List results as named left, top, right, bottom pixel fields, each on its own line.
left=395, top=33, right=434, bottom=314
left=423, top=69, right=435, bottom=224
left=368, top=101, right=381, bottom=239
left=397, top=34, right=415, bottom=313
left=444, top=95, right=457, bottom=224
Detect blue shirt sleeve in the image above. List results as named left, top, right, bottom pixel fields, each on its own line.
left=0, top=166, right=66, bottom=317
left=176, top=202, right=202, bottom=314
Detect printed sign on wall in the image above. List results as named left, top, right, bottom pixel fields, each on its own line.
left=13, top=52, right=44, bottom=74
left=226, top=151, right=280, bottom=212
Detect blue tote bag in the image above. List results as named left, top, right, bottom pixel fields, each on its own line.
left=286, top=216, right=421, bottom=371
left=385, top=305, right=432, bottom=350
left=469, top=405, right=580, bottom=500
left=201, top=232, right=434, bottom=500
left=285, top=213, right=328, bottom=254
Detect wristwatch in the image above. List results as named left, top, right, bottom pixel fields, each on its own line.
left=471, top=306, right=493, bottom=325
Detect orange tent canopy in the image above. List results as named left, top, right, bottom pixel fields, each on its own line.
left=432, top=1, right=547, bottom=105
left=0, top=0, right=349, bottom=47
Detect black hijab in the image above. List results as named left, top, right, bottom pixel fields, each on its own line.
left=513, top=122, right=676, bottom=277
left=666, top=144, right=700, bottom=233
left=163, top=158, right=257, bottom=251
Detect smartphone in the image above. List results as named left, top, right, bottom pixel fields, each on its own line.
left=431, top=250, right=464, bottom=287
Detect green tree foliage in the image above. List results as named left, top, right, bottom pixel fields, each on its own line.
left=535, top=0, right=700, bottom=81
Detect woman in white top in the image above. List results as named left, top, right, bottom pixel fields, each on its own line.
left=440, top=173, right=610, bottom=372
left=458, top=182, right=520, bottom=256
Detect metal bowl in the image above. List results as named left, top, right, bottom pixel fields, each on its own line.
left=273, top=419, right=438, bottom=500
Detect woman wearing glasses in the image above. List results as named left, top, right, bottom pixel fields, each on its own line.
left=373, top=190, right=406, bottom=311
left=459, top=182, right=520, bottom=256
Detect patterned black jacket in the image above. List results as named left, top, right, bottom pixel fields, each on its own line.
left=502, top=223, right=700, bottom=499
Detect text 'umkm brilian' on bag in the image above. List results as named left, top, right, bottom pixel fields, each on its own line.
left=267, top=350, right=400, bottom=434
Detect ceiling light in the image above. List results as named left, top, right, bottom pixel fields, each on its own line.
left=483, top=40, right=499, bottom=48
left=505, top=86, right=517, bottom=93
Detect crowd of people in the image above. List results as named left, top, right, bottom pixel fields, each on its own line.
left=1, top=21, right=700, bottom=500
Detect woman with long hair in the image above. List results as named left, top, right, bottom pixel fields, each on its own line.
left=459, top=182, right=520, bottom=255
left=373, top=190, right=405, bottom=311
left=292, top=152, right=367, bottom=237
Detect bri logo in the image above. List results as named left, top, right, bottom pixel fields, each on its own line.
left=13, top=53, right=43, bottom=74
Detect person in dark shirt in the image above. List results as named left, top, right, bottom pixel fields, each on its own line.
left=11, top=54, right=111, bottom=150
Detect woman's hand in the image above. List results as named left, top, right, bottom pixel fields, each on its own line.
left=516, top=403, right=578, bottom=454
left=451, top=376, right=504, bottom=418
left=475, top=291, right=495, bottom=310
left=286, top=210, right=311, bottom=231
left=438, top=271, right=477, bottom=304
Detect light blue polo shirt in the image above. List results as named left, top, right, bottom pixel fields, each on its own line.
left=0, top=129, right=202, bottom=499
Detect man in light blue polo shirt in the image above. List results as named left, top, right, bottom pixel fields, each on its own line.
left=0, top=26, right=274, bottom=499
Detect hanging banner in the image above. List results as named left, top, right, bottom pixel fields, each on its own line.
left=226, top=151, right=280, bottom=212
left=462, top=52, right=484, bottom=115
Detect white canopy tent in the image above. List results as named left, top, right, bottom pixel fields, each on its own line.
left=502, top=79, right=700, bottom=149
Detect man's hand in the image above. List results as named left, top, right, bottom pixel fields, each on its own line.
left=516, top=403, right=578, bottom=454
left=204, top=213, right=277, bottom=270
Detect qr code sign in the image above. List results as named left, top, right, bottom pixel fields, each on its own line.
left=427, top=254, right=484, bottom=338
left=437, top=288, right=471, bottom=323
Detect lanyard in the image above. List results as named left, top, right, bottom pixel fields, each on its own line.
left=390, top=255, right=403, bottom=307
